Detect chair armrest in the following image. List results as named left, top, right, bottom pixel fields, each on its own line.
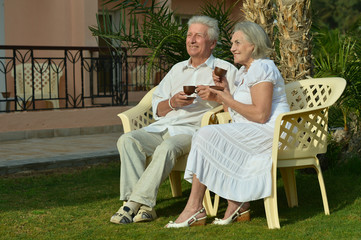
left=117, top=87, right=157, bottom=133
left=201, top=105, right=225, bottom=127
left=272, top=105, right=329, bottom=160
left=277, top=104, right=328, bottom=118
left=120, top=98, right=225, bottom=133
left=216, top=112, right=232, bottom=124
left=118, top=104, right=155, bottom=133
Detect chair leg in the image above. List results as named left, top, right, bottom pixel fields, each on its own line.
left=264, top=160, right=280, bottom=229
left=169, top=171, right=182, bottom=197
left=280, top=167, right=298, bottom=207
left=313, top=159, right=330, bottom=215
left=202, top=189, right=219, bottom=216
left=264, top=196, right=280, bottom=229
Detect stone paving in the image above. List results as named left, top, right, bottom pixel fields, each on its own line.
left=0, top=132, right=122, bottom=176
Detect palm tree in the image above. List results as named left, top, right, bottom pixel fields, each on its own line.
left=275, top=0, right=312, bottom=83
left=242, top=0, right=275, bottom=44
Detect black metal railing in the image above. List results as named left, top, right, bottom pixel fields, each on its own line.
left=0, top=45, right=130, bottom=112
left=126, top=55, right=169, bottom=91
left=0, top=46, right=171, bottom=112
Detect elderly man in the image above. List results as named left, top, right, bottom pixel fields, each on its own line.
left=110, top=15, right=238, bottom=224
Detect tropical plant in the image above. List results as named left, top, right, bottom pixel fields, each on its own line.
left=90, top=0, right=187, bottom=86
left=199, top=0, right=241, bottom=62
left=313, top=27, right=361, bottom=132
left=89, top=0, right=240, bottom=87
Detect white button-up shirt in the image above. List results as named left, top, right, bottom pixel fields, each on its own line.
left=143, top=55, right=238, bottom=136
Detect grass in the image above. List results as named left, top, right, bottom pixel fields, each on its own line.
left=0, top=157, right=361, bottom=240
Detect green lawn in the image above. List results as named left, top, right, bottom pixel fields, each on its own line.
left=0, top=157, right=360, bottom=240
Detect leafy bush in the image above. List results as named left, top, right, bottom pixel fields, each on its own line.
left=311, top=0, right=361, bottom=32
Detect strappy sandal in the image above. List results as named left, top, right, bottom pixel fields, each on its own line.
left=164, top=207, right=207, bottom=228
left=212, top=202, right=250, bottom=225
left=110, top=206, right=135, bottom=224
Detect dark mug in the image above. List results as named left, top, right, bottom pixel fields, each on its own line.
left=183, top=85, right=196, bottom=95
left=214, top=67, right=227, bottom=77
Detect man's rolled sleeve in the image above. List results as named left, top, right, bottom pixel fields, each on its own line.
left=151, top=71, right=173, bottom=120
left=152, top=97, right=164, bottom=120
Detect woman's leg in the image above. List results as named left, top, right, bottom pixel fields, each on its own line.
left=223, top=200, right=250, bottom=220
left=174, top=174, right=207, bottom=223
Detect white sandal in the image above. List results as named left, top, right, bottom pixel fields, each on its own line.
left=164, top=207, right=207, bottom=228
left=212, top=203, right=250, bottom=225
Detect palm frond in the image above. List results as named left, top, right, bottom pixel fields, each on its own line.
left=200, top=0, right=241, bottom=62
left=313, top=26, right=361, bottom=130
left=90, top=0, right=239, bottom=87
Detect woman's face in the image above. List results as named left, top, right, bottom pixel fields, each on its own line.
left=231, top=31, right=255, bottom=69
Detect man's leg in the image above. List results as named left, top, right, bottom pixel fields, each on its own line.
left=111, top=129, right=165, bottom=224
left=128, top=133, right=192, bottom=208
left=117, top=129, right=164, bottom=202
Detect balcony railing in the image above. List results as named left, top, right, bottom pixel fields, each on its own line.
left=0, top=45, right=131, bottom=112
left=126, top=55, right=169, bottom=91
left=0, top=46, right=170, bottom=112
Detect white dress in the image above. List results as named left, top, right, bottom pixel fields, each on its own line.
left=184, top=59, right=290, bottom=202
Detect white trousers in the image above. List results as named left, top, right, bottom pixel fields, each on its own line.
left=117, top=129, right=192, bottom=208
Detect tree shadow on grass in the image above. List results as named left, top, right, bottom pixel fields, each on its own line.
left=0, top=162, right=121, bottom=212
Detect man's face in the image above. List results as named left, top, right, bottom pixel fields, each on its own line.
left=186, top=23, right=216, bottom=61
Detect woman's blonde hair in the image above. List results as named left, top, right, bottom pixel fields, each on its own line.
left=233, top=21, right=273, bottom=59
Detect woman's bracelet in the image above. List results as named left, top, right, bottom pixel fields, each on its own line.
left=168, top=97, right=175, bottom=110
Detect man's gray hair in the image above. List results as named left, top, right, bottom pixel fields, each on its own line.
left=233, top=21, right=273, bottom=59
left=188, top=16, right=219, bottom=41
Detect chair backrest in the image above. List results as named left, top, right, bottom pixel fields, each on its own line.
left=285, top=77, right=346, bottom=111
left=277, top=77, right=346, bottom=159
left=12, top=63, right=63, bottom=101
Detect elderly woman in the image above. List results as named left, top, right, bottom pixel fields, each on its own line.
left=165, top=21, right=290, bottom=228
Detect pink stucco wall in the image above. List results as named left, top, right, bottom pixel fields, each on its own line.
left=0, top=91, right=147, bottom=133
left=2, top=0, right=99, bottom=113
left=4, top=0, right=97, bottom=46
left=171, top=0, right=243, bottom=21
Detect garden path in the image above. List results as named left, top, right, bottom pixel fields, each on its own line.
left=0, top=131, right=120, bottom=176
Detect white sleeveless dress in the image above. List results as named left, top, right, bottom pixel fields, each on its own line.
left=184, top=59, right=290, bottom=202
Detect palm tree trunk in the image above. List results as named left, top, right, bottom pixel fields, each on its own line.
left=276, top=0, right=312, bottom=83
left=242, top=0, right=275, bottom=43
